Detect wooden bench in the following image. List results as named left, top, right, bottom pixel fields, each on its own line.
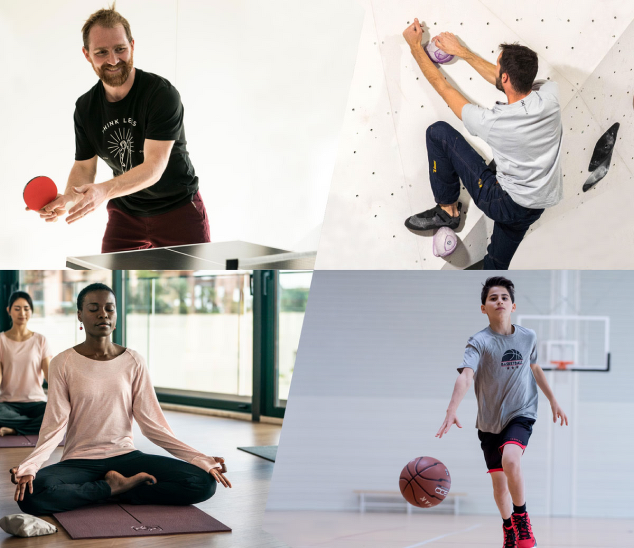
left=354, top=490, right=467, bottom=515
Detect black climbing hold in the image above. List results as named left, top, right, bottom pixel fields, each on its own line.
left=583, top=122, right=619, bottom=192
left=588, top=122, right=619, bottom=171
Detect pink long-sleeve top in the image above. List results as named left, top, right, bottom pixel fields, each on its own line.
left=0, top=332, right=51, bottom=403
left=16, top=347, right=219, bottom=478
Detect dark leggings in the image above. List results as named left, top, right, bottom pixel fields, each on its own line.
left=17, top=450, right=216, bottom=515
left=0, top=402, right=47, bottom=435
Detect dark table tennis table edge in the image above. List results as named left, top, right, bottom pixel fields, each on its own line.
left=66, top=249, right=317, bottom=271
left=66, top=248, right=232, bottom=271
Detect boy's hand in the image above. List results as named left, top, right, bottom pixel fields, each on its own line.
left=436, top=412, right=462, bottom=438
left=551, top=402, right=569, bottom=426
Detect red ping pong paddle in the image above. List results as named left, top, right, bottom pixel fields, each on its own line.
left=24, top=176, right=58, bottom=211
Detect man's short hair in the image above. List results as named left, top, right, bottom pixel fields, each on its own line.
left=498, top=43, right=538, bottom=94
left=82, top=2, right=133, bottom=50
left=481, top=276, right=515, bottom=305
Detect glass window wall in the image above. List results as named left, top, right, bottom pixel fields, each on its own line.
left=277, top=271, right=312, bottom=404
left=125, top=271, right=253, bottom=398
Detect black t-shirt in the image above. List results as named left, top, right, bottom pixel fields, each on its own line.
left=74, top=68, right=198, bottom=217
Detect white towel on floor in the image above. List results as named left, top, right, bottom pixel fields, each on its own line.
left=0, top=514, right=57, bottom=537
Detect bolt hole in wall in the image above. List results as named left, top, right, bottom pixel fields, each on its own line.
left=316, top=0, right=634, bottom=269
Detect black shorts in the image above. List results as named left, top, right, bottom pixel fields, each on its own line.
left=478, top=416, right=535, bottom=473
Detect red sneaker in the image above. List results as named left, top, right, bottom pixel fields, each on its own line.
left=503, top=524, right=517, bottom=548
left=512, top=512, right=536, bottom=548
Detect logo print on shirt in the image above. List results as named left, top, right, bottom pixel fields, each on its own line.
left=107, top=128, right=134, bottom=173
left=501, top=349, right=523, bottom=369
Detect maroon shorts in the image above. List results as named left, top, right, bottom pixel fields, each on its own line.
left=101, top=191, right=211, bottom=253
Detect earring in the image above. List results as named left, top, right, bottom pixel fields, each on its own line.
left=79, top=322, right=83, bottom=331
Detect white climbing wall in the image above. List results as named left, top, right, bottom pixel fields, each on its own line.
left=316, top=0, right=634, bottom=269
left=512, top=16, right=634, bottom=268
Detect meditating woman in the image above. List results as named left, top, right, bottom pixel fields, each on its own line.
left=0, top=291, right=52, bottom=437
left=11, top=282, right=230, bottom=515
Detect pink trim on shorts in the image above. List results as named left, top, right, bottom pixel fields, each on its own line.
left=487, top=468, right=504, bottom=474
left=499, top=440, right=527, bottom=453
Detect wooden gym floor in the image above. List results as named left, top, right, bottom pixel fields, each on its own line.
left=264, top=510, right=634, bottom=547
left=0, top=409, right=285, bottom=547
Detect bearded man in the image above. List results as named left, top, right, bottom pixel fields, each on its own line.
left=402, top=19, right=563, bottom=270
left=37, top=3, right=209, bottom=253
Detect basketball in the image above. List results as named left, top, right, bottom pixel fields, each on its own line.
left=433, top=227, right=458, bottom=257
left=399, top=456, right=451, bottom=508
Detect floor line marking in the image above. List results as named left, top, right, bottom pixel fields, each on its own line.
left=402, top=523, right=482, bottom=548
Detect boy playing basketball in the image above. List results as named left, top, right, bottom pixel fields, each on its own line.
left=436, top=276, right=568, bottom=548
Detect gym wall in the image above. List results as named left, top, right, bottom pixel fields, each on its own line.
left=316, top=0, right=634, bottom=269
left=266, top=270, right=634, bottom=518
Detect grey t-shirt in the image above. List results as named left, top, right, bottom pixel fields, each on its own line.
left=457, top=324, right=539, bottom=434
left=461, top=80, right=563, bottom=209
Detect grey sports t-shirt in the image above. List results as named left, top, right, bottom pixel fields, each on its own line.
left=461, top=80, right=563, bottom=209
left=457, top=324, right=538, bottom=434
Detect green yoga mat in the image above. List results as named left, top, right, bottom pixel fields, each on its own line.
left=237, top=445, right=277, bottom=462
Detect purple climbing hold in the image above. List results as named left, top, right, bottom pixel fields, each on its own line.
left=425, top=40, right=454, bottom=64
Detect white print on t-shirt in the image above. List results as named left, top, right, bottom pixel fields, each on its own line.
left=107, top=127, right=134, bottom=172
left=102, top=117, right=138, bottom=134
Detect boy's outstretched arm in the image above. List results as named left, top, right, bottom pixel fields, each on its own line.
left=530, top=363, right=569, bottom=426
left=436, top=368, right=474, bottom=438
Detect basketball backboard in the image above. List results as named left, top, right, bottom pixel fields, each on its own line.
left=517, top=315, right=610, bottom=372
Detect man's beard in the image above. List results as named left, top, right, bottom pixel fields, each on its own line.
left=495, top=75, right=504, bottom=92
left=92, top=52, right=134, bottom=87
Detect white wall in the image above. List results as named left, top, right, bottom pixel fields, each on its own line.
left=0, top=0, right=364, bottom=268
left=512, top=17, right=634, bottom=267
left=316, top=0, right=634, bottom=269
left=267, top=271, right=634, bottom=518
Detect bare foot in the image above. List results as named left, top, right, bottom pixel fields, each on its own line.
left=439, top=204, right=460, bottom=218
left=0, top=427, right=17, bottom=437
left=104, top=470, right=157, bottom=496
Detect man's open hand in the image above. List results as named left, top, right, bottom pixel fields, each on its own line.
left=66, top=183, right=110, bottom=224
left=431, top=32, right=466, bottom=58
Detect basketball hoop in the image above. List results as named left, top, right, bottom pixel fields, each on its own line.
left=518, top=314, right=610, bottom=372
left=550, top=360, right=574, bottom=371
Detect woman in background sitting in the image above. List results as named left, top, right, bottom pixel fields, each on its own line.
left=0, top=291, right=52, bottom=437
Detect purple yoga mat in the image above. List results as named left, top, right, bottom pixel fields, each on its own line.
left=0, top=435, right=64, bottom=448
left=0, top=435, right=34, bottom=447
left=54, top=503, right=231, bottom=539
